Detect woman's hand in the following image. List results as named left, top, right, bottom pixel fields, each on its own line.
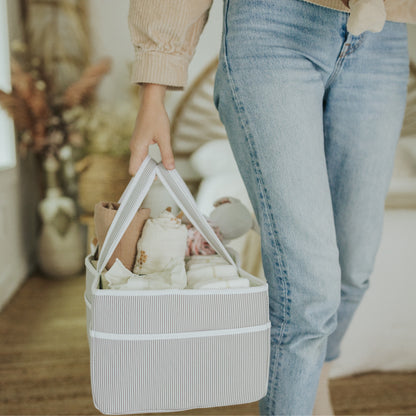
left=129, top=83, right=175, bottom=175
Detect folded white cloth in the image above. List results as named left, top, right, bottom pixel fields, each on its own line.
left=187, top=264, right=239, bottom=285
left=192, top=278, right=250, bottom=290
left=186, top=254, right=231, bottom=267
left=100, top=255, right=251, bottom=290
left=103, top=258, right=187, bottom=290
left=185, top=254, right=250, bottom=289
left=133, top=209, right=188, bottom=276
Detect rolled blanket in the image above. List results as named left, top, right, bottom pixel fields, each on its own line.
left=94, top=202, right=150, bottom=271
left=133, top=209, right=188, bottom=276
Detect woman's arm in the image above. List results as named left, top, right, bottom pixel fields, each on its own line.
left=128, top=0, right=214, bottom=90
left=128, top=0, right=214, bottom=173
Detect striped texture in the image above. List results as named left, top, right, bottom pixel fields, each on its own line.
left=128, top=0, right=213, bottom=90
left=91, top=287, right=269, bottom=334
left=90, top=328, right=270, bottom=414
left=85, top=256, right=271, bottom=414
left=96, top=157, right=157, bottom=275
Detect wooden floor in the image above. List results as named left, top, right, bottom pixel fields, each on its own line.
left=1, top=274, right=415, bottom=416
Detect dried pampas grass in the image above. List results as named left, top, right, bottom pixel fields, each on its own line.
left=0, top=55, right=111, bottom=156
left=10, top=59, right=50, bottom=120
left=0, top=91, right=33, bottom=131
left=25, top=0, right=90, bottom=95
left=62, top=58, right=112, bottom=107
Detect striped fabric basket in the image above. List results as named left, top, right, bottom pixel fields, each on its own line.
left=84, top=156, right=271, bottom=415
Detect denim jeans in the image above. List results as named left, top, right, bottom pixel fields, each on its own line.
left=213, top=0, right=409, bottom=414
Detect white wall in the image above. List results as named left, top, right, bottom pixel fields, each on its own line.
left=0, top=0, right=39, bottom=311
left=0, top=0, right=15, bottom=169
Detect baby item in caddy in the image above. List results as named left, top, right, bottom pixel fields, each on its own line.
left=101, top=207, right=188, bottom=290
left=100, top=208, right=252, bottom=289
left=94, top=201, right=150, bottom=271
left=99, top=198, right=253, bottom=289
left=133, top=208, right=187, bottom=277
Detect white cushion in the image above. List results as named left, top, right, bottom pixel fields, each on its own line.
left=195, top=173, right=253, bottom=217
left=330, top=209, right=416, bottom=377
left=190, top=140, right=239, bottom=178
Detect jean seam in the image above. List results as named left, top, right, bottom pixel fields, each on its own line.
left=222, top=0, right=291, bottom=409
left=325, top=46, right=348, bottom=90
left=325, top=33, right=365, bottom=90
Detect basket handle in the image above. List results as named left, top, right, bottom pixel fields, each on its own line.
left=96, top=156, right=157, bottom=274
left=95, top=156, right=237, bottom=276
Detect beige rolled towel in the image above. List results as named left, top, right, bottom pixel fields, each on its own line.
left=94, top=201, right=150, bottom=271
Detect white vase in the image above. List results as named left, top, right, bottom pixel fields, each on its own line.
left=37, top=187, right=84, bottom=279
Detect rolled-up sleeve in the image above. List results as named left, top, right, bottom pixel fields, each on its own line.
left=128, top=0, right=214, bottom=90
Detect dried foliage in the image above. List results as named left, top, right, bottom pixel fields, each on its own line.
left=62, top=58, right=112, bottom=107
left=25, top=0, right=91, bottom=96
left=63, top=91, right=139, bottom=158
left=0, top=90, right=33, bottom=132
left=0, top=52, right=111, bottom=158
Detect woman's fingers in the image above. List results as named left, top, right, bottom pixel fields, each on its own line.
left=156, top=135, right=175, bottom=170
left=128, top=84, right=175, bottom=175
left=129, top=135, right=175, bottom=175
left=128, top=140, right=149, bottom=176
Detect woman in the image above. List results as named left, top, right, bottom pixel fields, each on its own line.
left=127, top=1, right=414, bottom=414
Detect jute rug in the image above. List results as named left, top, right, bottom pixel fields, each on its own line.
left=1, top=274, right=415, bottom=416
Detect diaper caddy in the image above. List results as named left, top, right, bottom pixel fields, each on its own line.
left=84, top=156, right=271, bottom=414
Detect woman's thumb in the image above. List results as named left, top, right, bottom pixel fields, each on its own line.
left=128, top=142, right=148, bottom=176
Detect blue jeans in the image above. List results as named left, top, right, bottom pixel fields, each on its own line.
left=213, top=0, right=409, bottom=414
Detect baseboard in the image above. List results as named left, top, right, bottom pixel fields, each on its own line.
left=0, top=261, right=29, bottom=311
left=0, top=156, right=38, bottom=312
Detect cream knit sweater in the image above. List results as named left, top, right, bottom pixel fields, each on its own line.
left=128, top=0, right=415, bottom=90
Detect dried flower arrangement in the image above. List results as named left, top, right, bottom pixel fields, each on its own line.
left=64, top=92, right=140, bottom=158
left=0, top=40, right=111, bottom=162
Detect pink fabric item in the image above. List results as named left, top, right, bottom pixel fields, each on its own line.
left=185, top=219, right=224, bottom=256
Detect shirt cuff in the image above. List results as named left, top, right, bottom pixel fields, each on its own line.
left=130, top=51, right=189, bottom=91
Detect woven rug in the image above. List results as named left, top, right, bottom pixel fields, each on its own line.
left=1, top=274, right=415, bottom=416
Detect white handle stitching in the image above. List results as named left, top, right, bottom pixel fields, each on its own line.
left=96, top=156, right=157, bottom=274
